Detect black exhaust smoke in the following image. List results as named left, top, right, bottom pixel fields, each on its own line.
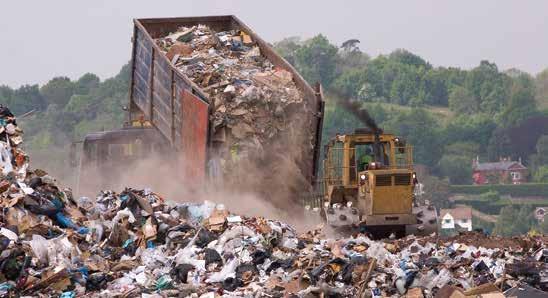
left=336, top=97, right=380, bottom=133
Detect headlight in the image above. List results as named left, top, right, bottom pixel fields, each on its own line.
left=346, top=201, right=353, bottom=207
left=412, top=173, right=416, bottom=179
left=360, top=174, right=366, bottom=180
left=324, top=201, right=330, bottom=208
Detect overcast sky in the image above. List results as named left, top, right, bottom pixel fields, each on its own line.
left=1, top=0, right=548, bottom=87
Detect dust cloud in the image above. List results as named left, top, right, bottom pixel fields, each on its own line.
left=75, top=151, right=321, bottom=232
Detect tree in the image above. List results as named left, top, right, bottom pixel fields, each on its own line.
left=464, top=60, right=510, bottom=115
left=384, top=108, right=442, bottom=167
left=494, top=205, right=535, bottom=236
left=389, top=49, right=430, bottom=69
left=64, top=94, right=93, bottom=117
left=515, top=205, right=535, bottom=234
left=420, top=175, right=451, bottom=209
left=533, top=166, right=548, bottom=183
left=448, top=86, right=478, bottom=114
left=273, top=37, right=302, bottom=66
left=439, top=154, right=472, bottom=184
left=529, top=135, right=548, bottom=176
left=1, top=85, right=46, bottom=116
left=540, top=217, right=548, bottom=234
left=75, top=73, right=100, bottom=95
left=295, top=35, right=339, bottom=88
left=40, top=77, right=74, bottom=108
left=487, top=128, right=513, bottom=161
left=443, top=114, right=496, bottom=150
left=389, top=65, right=421, bottom=105
left=340, top=39, right=360, bottom=52
left=338, top=39, right=369, bottom=72
left=500, top=73, right=538, bottom=126
left=332, top=68, right=368, bottom=99
left=531, top=135, right=548, bottom=166
left=535, top=68, right=548, bottom=109
left=438, top=142, right=478, bottom=184
left=0, top=85, right=14, bottom=107
left=494, top=206, right=519, bottom=236
left=421, top=69, right=449, bottom=106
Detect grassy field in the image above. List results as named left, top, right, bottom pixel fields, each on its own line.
left=323, top=93, right=455, bottom=124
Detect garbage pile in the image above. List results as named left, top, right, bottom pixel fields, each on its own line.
left=0, top=105, right=546, bottom=297
left=155, top=25, right=315, bottom=189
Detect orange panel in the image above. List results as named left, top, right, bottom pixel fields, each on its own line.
left=180, top=90, right=209, bottom=188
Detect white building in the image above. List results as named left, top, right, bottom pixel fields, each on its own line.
left=440, top=207, right=473, bottom=231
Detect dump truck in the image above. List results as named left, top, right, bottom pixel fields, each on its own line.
left=76, top=15, right=435, bottom=238
left=76, top=16, right=325, bottom=197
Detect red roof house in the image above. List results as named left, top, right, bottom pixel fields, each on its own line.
left=472, top=157, right=528, bottom=185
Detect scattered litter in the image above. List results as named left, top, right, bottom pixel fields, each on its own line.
left=0, top=104, right=546, bottom=297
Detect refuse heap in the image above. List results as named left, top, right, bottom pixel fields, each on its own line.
left=0, top=105, right=546, bottom=297
left=155, top=25, right=315, bottom=193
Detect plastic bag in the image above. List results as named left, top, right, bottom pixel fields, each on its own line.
left=29, top=234, right=48, bottom=264
left=112, top=208, right=136, bottom=224
left=0, top=228, right=18, bottom=241
left=424, top=268, right=452, bottom=290
left=60, top=291, right=76, bottom=298
left=215, top=226, right=260, bottom=253
left=187, top=201, right=216, bottom=223
left=206, top=258, right=239, bottom=283
left=54, top=212, right=89, bottom=234
left=0, top=142, right=13, bottom=175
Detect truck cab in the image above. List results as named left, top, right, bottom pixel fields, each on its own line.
left=77, top=126, right=171, bottom=195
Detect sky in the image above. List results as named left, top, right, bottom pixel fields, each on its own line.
left=1, top=0, right=548, bottom=87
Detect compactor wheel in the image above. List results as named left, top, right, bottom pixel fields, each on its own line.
left=406, top=205, right=438, bottom=236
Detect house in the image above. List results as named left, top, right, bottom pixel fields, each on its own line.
left=440, top=207, right=473, bottom=232
left=534, top=207, right=548, bottom=223
left=472, top=157, right=528, bottom=185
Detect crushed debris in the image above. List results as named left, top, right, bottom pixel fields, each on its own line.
left=0, top=105, right=546, bottom=297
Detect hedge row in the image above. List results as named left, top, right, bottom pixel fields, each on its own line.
left=450, top=183, right=548, bottom=197
left=454, top=199, right=548, bottom=215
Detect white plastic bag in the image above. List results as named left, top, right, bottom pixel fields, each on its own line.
left=206, top=258, right=239, bottom=283
left=29, top=235, right=48, bottom=264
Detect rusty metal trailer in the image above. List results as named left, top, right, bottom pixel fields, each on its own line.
left=126, top=15, right=324, bottom=186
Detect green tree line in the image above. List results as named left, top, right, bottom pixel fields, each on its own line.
left=2, top=34, right=548, bottom=189
left=273, top=35, right=548, bottom=185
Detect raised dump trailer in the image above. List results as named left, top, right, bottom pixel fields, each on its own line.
left=78, top=15, right=324, bottom=198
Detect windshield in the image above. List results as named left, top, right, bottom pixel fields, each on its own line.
left=354, top=141, right=391, bottom=171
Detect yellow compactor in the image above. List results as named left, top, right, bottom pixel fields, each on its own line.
left=321, top=128, right=437, bottom=238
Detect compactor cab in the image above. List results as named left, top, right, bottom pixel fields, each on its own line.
left=322, top=128, right=437, bottom=237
